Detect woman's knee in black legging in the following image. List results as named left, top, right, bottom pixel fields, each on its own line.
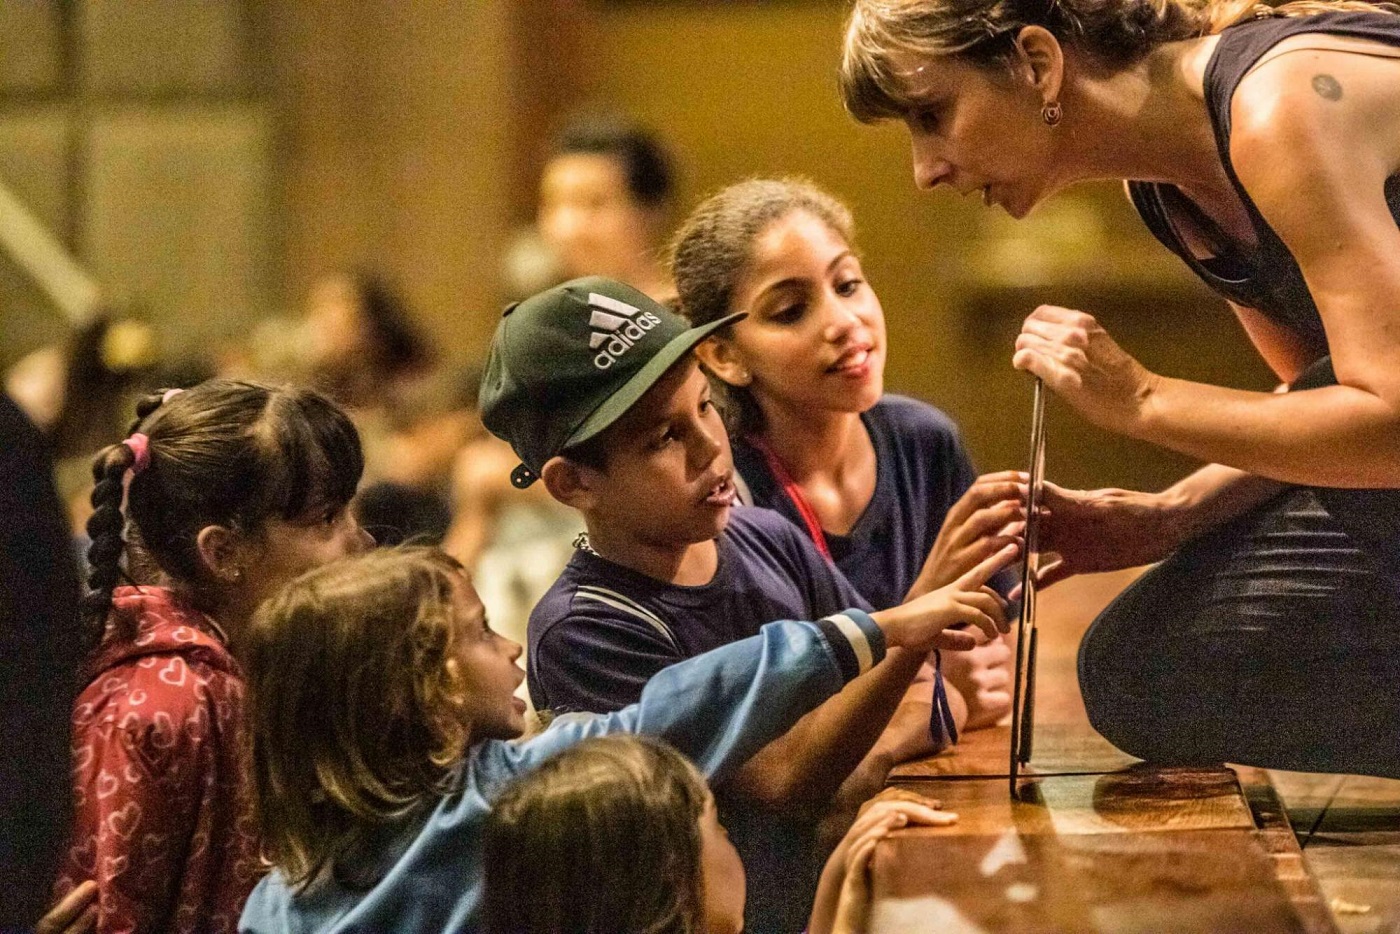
left=1079, top=602, right=1166, bottom=760
left=1076, top=566, right=1225, bottom=764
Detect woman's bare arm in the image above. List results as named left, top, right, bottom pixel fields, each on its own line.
left=1017, top=46, right=1400, bottom=487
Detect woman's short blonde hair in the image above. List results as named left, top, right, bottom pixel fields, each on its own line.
left=243, top=547, right=474, bottom=888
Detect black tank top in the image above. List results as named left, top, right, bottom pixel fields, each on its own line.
left=1129, top=11, right=1400, bottom=348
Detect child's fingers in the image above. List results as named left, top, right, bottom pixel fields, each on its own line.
left=35, top=881, right=98, bottom=934
left=945, top=532, right=1021, bottom=578
left=953, top=597, right=1004, bottom=642
left=964, top=606, right=1004, bottom=641
left=935, top=629, right=978, bottom=652
left=844, top=832, right=885, bottom=883
left=963, top=498, right=1025, bottom=537
left=955, top=593, right=1006, bottom=639
left=997, top=518, right=1028, bottom=539
left=954, top=543, right=1020, bottom=592
left=845, top=802, right=907, bottom=841
left=71, top=905, right=97, bottom=934
left=872, top=800, right=960, bottom=829
left=978, top=585, right=1008, bottom=609
left=949, top=474, right=1026, bottom=521
left=977, top=470, right=1029, bottom=486
left=869, top=788, right=943, bottom=811
left=904, top=806, right=959, bottom=827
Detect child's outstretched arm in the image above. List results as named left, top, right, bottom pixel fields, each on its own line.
left=491, top=544, right=1015, bottom=791
left=499, top=606, right=886, bottom=786
left=721, top=544, right=1014, bottom=811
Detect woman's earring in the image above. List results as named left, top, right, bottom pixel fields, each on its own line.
left=736, top=369, right=753, bottom=386
left=1041, top=100, right=1063, bottom=127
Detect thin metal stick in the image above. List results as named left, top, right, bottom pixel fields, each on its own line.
left=1010, top=377, right=1046, bottom=795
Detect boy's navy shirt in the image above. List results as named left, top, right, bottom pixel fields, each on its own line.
left=733, top=394, right=1016, bottom=610
left=526, top=505, right=873, bottom=934
left=528, top=505, right=872, bottom=713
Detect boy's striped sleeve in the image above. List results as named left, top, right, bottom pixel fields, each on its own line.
left=813, top=608, right=885, bottom=683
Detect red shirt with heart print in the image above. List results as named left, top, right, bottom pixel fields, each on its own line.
left=55, top=586, right=262, bottom=934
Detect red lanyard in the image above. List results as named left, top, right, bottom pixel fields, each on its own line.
left=747, top=435, right=833, bottom=561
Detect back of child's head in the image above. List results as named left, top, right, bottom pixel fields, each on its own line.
left=243, top=546, right=472, bottom=888
left=670, top=178, right=857, bottom=435
left=482, top=734, right=709, bottom=934
left=83, top=378, right=363, bottom=643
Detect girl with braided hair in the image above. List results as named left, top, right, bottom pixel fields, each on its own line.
left=56, top=379, right=373, bottom=933
left=841, top=0, right=1400, bottom=774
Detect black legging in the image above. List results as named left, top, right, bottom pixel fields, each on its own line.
left=1078, top=359, right=1400, bottom=778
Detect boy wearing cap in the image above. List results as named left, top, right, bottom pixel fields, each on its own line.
left=480, top=276, right=1011, bottom=933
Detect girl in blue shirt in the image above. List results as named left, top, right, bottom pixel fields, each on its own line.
left=672, top=177, right=1022, bottom=730
left=237, top=543, right=1012, bottom=933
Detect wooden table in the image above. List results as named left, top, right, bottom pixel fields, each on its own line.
left=866, top=571, right=1336, bottom=933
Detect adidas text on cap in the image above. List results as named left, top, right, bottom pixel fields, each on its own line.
left=478, top=276, right=744, bottom=487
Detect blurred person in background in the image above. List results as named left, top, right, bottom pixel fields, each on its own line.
left=289, top=268, right=438, bottom=486
left=6, top=315, right=159, bottom=459
left=449, top=114, right=684, bottom=654
left=356, top=365, right=485, bottom=546
left=0, top=392, right=84, bottom=932
left=301, top=269, right=435, bottom=413
left=303, top=271, right=434, bottom=414
left=536, top=113, right=678, bottom=302
left=3, top=315, right=195, bottom=544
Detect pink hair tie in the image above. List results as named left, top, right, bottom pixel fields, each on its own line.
left=123, top=433, right=151, bottom=475
left=162, top=387, right=185, bottom=405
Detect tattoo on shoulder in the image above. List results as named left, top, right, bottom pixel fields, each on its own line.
left=1312, top=74, right=1343, bottom=101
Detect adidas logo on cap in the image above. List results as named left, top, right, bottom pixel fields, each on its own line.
left=587, top=292, right=662, bottom=370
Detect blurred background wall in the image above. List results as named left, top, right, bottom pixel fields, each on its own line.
left=0, top=0, right=1274, bottom=491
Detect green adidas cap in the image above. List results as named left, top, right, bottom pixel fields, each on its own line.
left=479, top=276, right=745, bottom=488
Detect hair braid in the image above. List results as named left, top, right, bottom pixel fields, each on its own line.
left=80, top=388, right=177, bottom=646
left=83, top=443, right=137, bottom=645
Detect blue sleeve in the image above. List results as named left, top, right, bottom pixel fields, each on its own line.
left=496, top=610, right=886, bottom=787
left=530, top=614, right=680, bottom=714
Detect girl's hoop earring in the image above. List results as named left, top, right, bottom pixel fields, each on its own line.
left=1041, top=101, right=1063, bottom=127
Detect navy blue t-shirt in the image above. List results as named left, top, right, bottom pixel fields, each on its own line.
left=527, top=506, right=872, bottom=934
left=734, top=395, right=1003, bottom=610
left=528, top=505, right=871, bottom=713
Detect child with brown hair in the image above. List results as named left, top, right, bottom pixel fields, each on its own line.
left=57, top=379, right=373, bottom=933
left=672, top=176, right=1022, bottom=732
left=482, top=733, right=954, bottom=934
left=236, top=541, right=1009, bottom=933
left=481, top=276, right=1015, bottom=932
